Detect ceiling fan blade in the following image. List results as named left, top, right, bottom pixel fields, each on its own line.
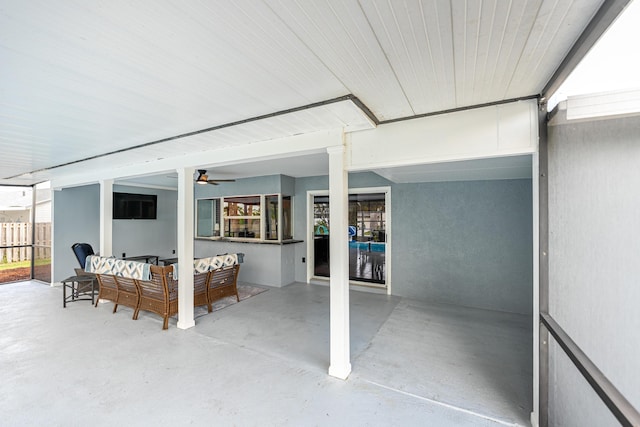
left=208, top=179, right=236, bottom=182
left=206, top=181, right=219, bottom=185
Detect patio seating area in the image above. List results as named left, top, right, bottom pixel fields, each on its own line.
left=1, top=280, right=531, bottom=426
left=88, top=255, right=241, bottom=329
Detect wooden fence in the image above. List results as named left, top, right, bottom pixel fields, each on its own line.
left=0, top=222, right=51, bottom=263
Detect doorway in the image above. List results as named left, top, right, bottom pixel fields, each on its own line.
left=0, top=183, right=51, bottom=284
left=309, top=187, right=390, bottom=288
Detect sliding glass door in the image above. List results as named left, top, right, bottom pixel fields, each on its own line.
left=312, top=190, right=387, bottom=286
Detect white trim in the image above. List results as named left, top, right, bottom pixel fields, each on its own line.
left=346, top=99, right=538, bottom=172
left=51, top=128, right=342, bottom=190
left=114, top=181, right=178, bottom=192
left=50, top=190, right=56, bottom=286
left=566, top=88, right=640, bottom=120
left=307, top=189, right=325, bottom=284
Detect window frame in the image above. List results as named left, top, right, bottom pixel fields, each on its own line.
left=195, top=193, right=293, bottom=242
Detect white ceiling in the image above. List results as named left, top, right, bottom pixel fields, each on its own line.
left=0, top=0, right=609, bottom=186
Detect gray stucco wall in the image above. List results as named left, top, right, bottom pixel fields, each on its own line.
left=52, top=173, right=533, bottom=312
left=294, top=173, right=532, bottom=315
left=548, top=112, right=640, bottom=425
left=112, top=185, right=177, bottom=260
left=194, top=239, right=287, bottom=286
left=195, top=174, right=283, bottom=199
left=392, top=179, right=532, bottom=314
left=194, top=174, right=299, bottom=287
left=52, top=184, right=177, bottom=282
left=53, top=184, right=100, bottom=282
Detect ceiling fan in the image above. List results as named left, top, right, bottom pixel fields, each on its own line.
left=195, top=169, right=236, bottom=185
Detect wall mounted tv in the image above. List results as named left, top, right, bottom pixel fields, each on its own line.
left=113, top=192, right=157, bottom=220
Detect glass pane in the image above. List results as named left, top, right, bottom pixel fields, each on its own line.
left=196, top=199, right=221, bottom=237
left=282, top=196, right=292, bottom=240
left=314, top=193, right=387, bottom=284
left=265, top=195, right=278, bottom=240
left=0, top=186, right=34, bottom=284
left=224, top=218, right=261, bottom=239
left=348, top=193, right=386, bottom=283
left=313, top=196, right=330, bottom=278
left=33, top=182, right=51, bottom=283
left=224, top=196, right=261, bottom=216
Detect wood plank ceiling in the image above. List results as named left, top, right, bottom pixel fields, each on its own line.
left=0, top=0, right=606, bottom=186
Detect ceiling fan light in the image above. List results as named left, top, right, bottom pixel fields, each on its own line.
left=196, top=169, right=208, bottom=184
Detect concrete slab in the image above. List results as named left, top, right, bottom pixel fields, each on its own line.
left=0, top=281, right=530, bottom=426
left=353, top=299, right=533, bottom=425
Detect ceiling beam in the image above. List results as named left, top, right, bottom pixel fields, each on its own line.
left=541, top=0, right=631, bottom=101
left=5, top=95, right=377, bottom=180
left=379, top=95, right=539, bottom=125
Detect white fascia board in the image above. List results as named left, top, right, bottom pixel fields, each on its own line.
left=346, top=99, right=538, bottom=171
left=50, top=128, right=343, bottom=189
left=566, top=88, right=640, bottom=120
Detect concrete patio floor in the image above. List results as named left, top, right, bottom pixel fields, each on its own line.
left=0, top=280, right=532, bottom=426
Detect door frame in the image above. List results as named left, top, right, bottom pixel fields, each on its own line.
left=306, top=186, right=391, bottom=294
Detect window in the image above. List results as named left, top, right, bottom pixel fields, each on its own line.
left=224, top=196, right=261, bottom=239
left=196, top=198, right=221, bottom=237
left=265, top=195, right=278, bottom=240
left=196, top=194, right=292, bottom=242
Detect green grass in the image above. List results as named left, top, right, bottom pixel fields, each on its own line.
left=0, top=258, right=51, bottom=270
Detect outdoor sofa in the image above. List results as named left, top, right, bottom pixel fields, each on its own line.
left=86, top=254, right=242, bottom=329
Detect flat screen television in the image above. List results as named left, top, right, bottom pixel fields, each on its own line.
left=113, top=192, right=157, bottom=220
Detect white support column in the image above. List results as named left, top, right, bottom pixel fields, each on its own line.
left=99, top=179, right=113, bottom=257
left=176, top=167, right=195, bottom=329
left=327, top=144, right=351, bottom=379
left=531, top=152, right=540, bottom=427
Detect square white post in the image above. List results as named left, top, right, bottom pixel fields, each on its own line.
left=99, top=179, right=113, bottom=257
left=177, top=167, right=195, bottom=329
left=327, top=144, right=351, bottom=379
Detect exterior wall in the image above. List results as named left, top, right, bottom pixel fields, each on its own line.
left=52, top=184, right=178, bottom=282
left=295, top=173, right=533, bottom=315
left=293, top=172, right=391, bottom=284
left=112, top=185, right=177, bottom=260
left=52, top=184, right=100, bottom=282
left=194, top=239, right=292, bottom=287
left=194, top=174, right=299, bottom=287
left=393, top=179, right=532, bottom=314
left=547, top=111, right=640, bottom=424
left=35, top=201, right=51, bottom=223
left=194, top=174, right=282, bottom=199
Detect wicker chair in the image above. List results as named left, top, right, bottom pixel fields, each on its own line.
left=136, top=265, right=176, bottom=330
left=115, top=276, right=140, bottom=318
left=206, top=264, right=240, bottom=311
left=193, top=271, right=210, bottom=310
left=94, top=274, right=118, bottom=312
